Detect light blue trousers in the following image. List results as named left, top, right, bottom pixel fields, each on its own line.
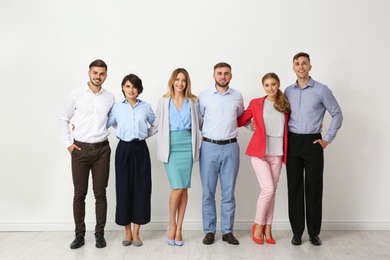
left=199, top=141, right=240, bottom=234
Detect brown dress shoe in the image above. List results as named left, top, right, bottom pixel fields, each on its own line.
left=202, top=232, right=215, bottom=245
left=222, top=232, right=239, bottom=245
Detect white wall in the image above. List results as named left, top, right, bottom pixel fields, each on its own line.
left=1, top=0, right=389, bottom=231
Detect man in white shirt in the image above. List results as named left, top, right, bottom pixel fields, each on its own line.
left=199, top=62, right=244, bottom=245
left=59, top=59, right=115, bottom=249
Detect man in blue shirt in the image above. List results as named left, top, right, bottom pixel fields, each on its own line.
left=284, top=52, right=343, bottom=246
left=199, top=62, right=244, bottom=245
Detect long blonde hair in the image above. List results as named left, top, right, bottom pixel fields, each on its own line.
left=163, top=68, right=197, bottom=102
left=262, top=73, right=291, bottom=114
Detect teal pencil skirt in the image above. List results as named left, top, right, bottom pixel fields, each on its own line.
left=164, top=130, right=193, bottom=189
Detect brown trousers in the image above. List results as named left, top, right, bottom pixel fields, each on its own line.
left=71, top=140, right=111, bottom=236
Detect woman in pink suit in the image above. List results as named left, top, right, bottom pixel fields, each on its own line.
left=238, top=73, right=290, bottom=244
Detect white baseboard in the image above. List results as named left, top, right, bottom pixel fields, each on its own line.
left=1, top=221, right=390, bottom=231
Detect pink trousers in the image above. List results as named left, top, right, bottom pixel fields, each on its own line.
left=251, top=156, right=283, bottom=225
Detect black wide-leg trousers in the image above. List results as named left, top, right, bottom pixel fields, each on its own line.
left=115, top=139, right=151, bottom=226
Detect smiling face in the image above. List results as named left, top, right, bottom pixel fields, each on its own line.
left=88, top=66, right=107, bottom=87
left=213, top=66, right=232, bottom=88
left=293, top=56, right=312, bottom=80
left=122, top=80, right=139, bottom=102
left=173, top=72, right=187, bottom=96
left=263, top=77, right=280, bottom=101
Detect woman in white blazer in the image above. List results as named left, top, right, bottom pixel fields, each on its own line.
left=149, top=68, right=202, bottom=246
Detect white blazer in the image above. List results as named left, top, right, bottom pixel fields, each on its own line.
left=148, top=97, right=202, bottom=163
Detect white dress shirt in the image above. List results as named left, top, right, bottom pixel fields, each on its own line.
left=59, top=85, right=115, bottom=147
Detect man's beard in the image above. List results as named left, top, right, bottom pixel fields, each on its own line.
left=91, top=80, right=102, bottom=87
left=215, top=80, right=230, bottom=88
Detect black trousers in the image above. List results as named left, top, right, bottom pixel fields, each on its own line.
left=286, top=132, right=324, bottom=236
left=115, top=139, right=151, bottom=226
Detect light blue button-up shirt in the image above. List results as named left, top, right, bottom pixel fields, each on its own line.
left=107, top=99, right=155, bottom=141
left=284, top=78, right=343, bottom=143
left=169, top=98, right=191, bottom=131
left=199, top=86, right=244, bottom=140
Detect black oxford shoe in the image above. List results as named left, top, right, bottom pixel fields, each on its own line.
left=202, top=232, right=215, bottom=245
left=309, top=235, right=322, bottom=246
left=70, top=234, right=85, bottom=249
left=95, top=233, right=107, bottom=248
left=291, top=234, right=302, bottom=245
left=222, top=232, right=239, bottom=245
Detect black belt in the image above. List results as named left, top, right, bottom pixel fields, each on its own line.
left=120, top=138, right=141, bottom=143
left=288, top=132, right=321, bottom=137
left=202, top=137, right=237, bottom=145
left=74, top=139, right=109, bottom=149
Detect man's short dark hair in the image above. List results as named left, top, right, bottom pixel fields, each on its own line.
left=89, top=59, right=108, bottom=71
left=293, top=52, right=310, bottom=62
left=214, top=62, right=231, bottom=71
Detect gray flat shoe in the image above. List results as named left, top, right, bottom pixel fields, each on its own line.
left=122, top=240, right=132, bottom=246
left=132, top=240, right=143, bottom=247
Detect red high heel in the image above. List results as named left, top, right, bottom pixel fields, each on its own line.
left=263, top=227, right=276, bottom=244
left=250, top=224, right=264, bottom=244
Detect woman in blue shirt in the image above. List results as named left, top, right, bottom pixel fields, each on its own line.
left=149, top=68, right=202, bottom=246
left=107, top=74, right=155, bottom=247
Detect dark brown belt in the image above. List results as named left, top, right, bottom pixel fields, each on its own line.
left=202, top=137, right=237, bottom=145
left=74, top=139, right=109, bottom=149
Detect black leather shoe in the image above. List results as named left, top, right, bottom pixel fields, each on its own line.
left=309, top=235, right=322, bottom=246
left=291, top=234, right=302, bottom=245
left=202, top=232, right=215, bottom=245
left=222, top=232, right=239, bottom=245
left=70, top=234, right=85, bottom=249
left=95, top=233, right=106, bottom=248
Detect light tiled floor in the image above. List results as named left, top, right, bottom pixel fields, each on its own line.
left=1, top=230, right=390, bottom=259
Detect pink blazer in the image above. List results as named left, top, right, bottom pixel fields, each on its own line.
left=237, top=96, right=289, bottom=164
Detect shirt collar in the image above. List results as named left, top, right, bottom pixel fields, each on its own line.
left=169, top=97, right=188, bottom=102
left=294, top=77, right=314, bottom=89
left=212, top=85, right=231, bottom=95
left=84, top=84, right=104, bottom=94
left=123, top=99, right=140, bottom=107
